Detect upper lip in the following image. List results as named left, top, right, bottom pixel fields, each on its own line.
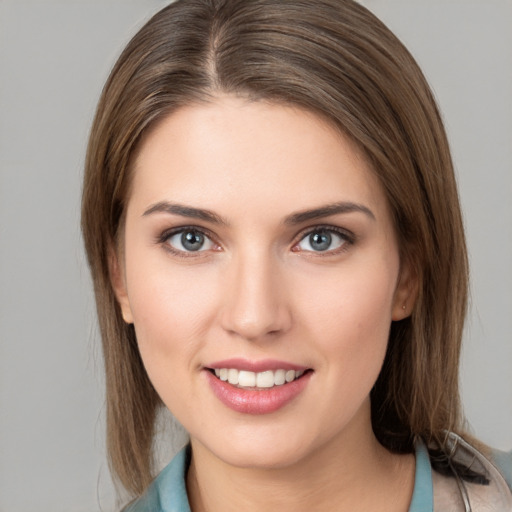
left=206, top=358, right=310, bottom=373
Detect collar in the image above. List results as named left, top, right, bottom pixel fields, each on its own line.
left=409, top=441, right=434, bottom=511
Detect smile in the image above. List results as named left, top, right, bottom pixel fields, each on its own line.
left=212, top=368, right=306, bottom=389
left=205, top=362, right=312, bottom=414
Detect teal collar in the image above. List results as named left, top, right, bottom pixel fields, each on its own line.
left=409, top=441, right=433, bottom=511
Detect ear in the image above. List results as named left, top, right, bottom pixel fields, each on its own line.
left=391, top=259, right=418, bottom=321
left=108, top=245, right=134, bottom=324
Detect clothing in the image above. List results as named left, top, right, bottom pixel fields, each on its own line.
left=124, top=437, right=512, bottom=512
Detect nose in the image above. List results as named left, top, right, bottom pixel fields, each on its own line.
left=220, top=251, right=292, bottom=341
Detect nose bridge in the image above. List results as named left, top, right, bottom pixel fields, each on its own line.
left=221, top=247, right=291, bottom=340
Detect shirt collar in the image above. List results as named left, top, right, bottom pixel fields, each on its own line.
left=409, top=441, right=434, bottom=512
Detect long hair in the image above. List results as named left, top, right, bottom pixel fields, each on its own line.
left=82, top=0, right=468, bottom=497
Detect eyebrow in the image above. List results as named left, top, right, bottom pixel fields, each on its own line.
left=284, top=202, right=375, bottom=225
left=142, top=200, right=375, bottom=226
left=142, top=201, right=229, bottom=226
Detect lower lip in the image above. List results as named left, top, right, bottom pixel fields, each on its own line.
left=205, top=370, right=312, bottom=414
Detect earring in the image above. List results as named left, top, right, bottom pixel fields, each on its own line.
left=402, top=305, right=406, bottom=311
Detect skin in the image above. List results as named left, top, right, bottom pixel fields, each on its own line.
left=112, top=96, right=417, bottom=511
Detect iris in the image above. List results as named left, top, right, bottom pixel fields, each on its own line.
left=309, top=230, right=332, bottom=251
left=181, top=230, right=205, bottom=251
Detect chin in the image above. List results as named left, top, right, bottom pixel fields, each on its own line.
left=191, top=421, right=330, bottom=471
left=216, top=442, right=309, bottom=470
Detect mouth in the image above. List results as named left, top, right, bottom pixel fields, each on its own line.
left=207, top=367, right=310, bottom=390
left=204, top=359, right=313, bottom=414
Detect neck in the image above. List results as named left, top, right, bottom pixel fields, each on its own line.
left=186, top=405, right=415, bottom=512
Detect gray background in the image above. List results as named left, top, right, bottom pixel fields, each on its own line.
left=0, top=1, right=510, bottom=510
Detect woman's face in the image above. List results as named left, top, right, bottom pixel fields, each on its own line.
left=113, top=96, right=413, bottom=469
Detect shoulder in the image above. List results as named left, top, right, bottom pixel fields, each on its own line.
left=430, top=433, right=512, bottom=510
left=490, top=447, right=512, bottom=491
left=123, top=446, right=191, bottom=512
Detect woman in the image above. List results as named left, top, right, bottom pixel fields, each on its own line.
left=81, top=0, right=512, bottom=510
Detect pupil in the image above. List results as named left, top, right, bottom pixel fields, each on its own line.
left=310, top=231, right=331, bottom=251
left=181, top=231, right=204, bottom=251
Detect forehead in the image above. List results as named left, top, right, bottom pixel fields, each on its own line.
left=128, top=96, right=389, bottom=220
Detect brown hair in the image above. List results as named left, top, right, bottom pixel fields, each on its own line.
left=82, top=0, right=468, bottom=498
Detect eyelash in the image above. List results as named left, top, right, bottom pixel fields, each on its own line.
left=157, top=225, right=356, bottom=257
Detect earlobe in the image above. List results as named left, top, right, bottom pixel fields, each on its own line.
left=391, top=261, right=418, bottom=321
left=108, top=245, right=134, bottom=324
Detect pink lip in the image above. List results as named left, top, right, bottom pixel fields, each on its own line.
left=207, top=358, right=309, bottom=372
left=205, top=367, right=312, bottom=415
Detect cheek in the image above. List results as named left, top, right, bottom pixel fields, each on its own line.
left=300, top=263, right=397, bottom=336
left=130, top=274, right=216, bottom=347
left=305, top=269, right=396, bottom=422
left=122, top=243, right=220, bottom=375
left=295, top=257, right=398, bottom=376
left=125, top=266, right=218, bottom=410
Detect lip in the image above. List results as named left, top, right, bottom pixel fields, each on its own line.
left=204, top=361, right=312, bottom=415
left=206, top=358, right=309, bottom=373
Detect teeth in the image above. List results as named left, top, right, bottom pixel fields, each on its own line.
left=256, top=370, right=274, bottom=388
left=228, top=368, right=239, bottom=385
left=238, top=370, right=256, bottom=387
left=274, top=369, right=286, bottom=385
left=212, top=368, right=306, bottom=388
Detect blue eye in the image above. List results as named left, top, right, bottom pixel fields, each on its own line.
left=296, top=228, right=348, bottom=252
left=165, top=229, right=215, bottom=252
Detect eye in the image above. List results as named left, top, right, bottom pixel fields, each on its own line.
left=294, top=228, right=350, bottom=253
left=164, top=228, right=217, bottom=253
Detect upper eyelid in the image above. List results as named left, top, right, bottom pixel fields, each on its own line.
left=159, top=224, right=352, bottom=237
left=294, top=224, right=354, bottom=241
left=159, top=225, right=216, bottom=242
